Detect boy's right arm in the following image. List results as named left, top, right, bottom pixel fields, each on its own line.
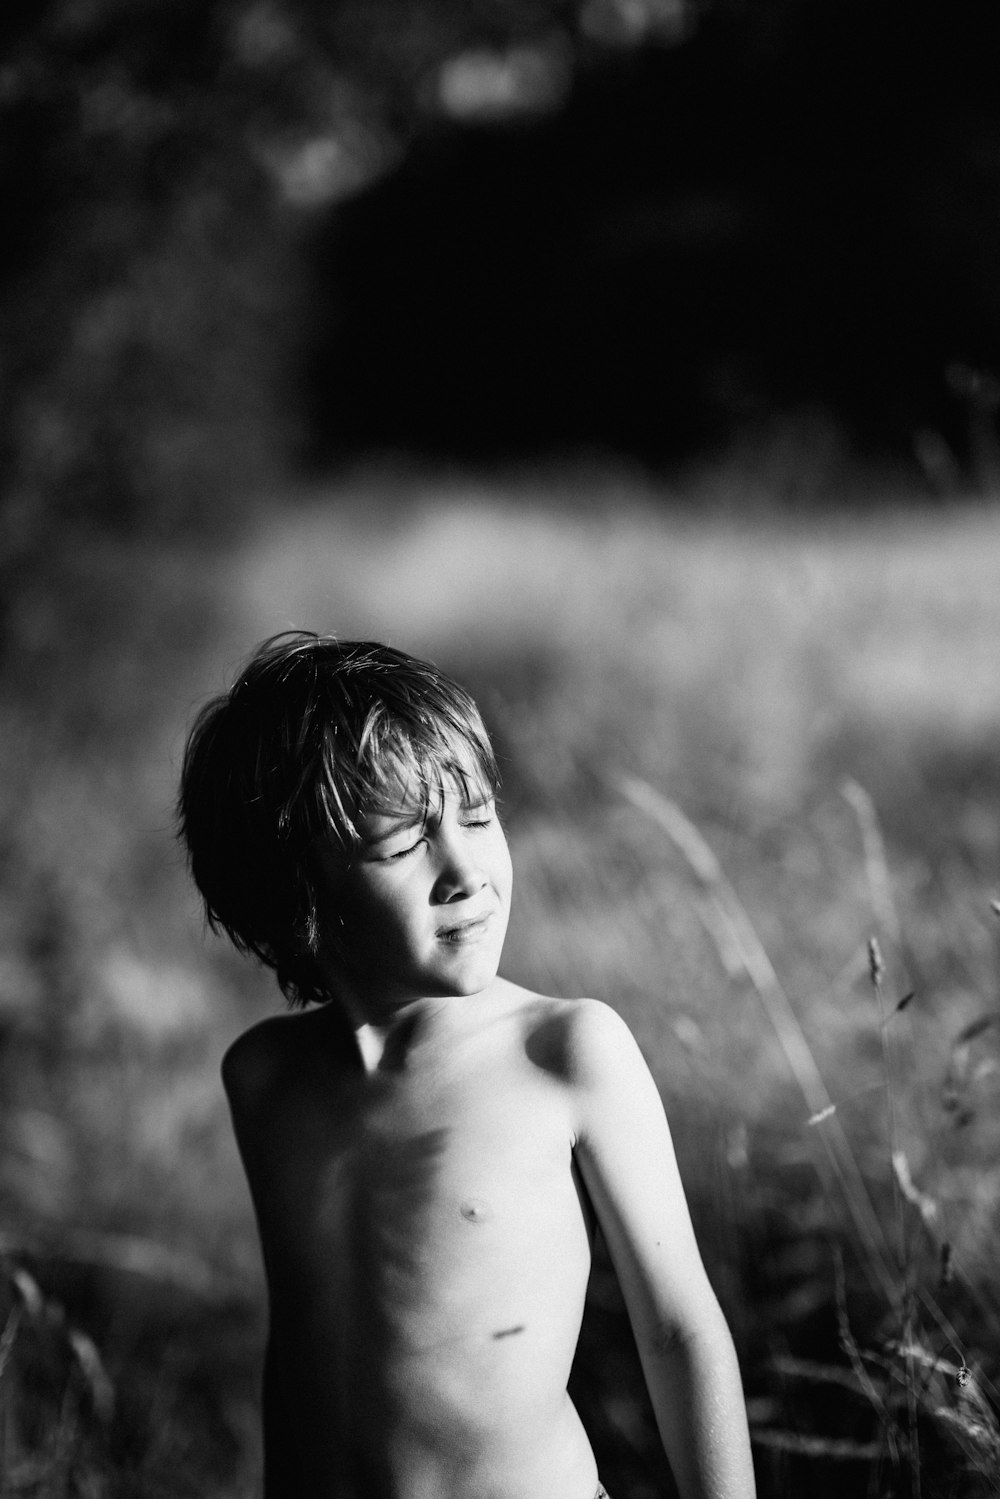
left=261, top=1332, right=305, bottom=1499
left=221, top=1016, right=317, bottom=1210
left=222, top=1025, right=309, bottom=1498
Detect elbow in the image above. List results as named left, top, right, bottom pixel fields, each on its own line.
left=641, top=1317, right=693, bottom=1361
left=640, top=1303, right=738, bottom=1368
left=638, top=1315, right=717, bottom=1372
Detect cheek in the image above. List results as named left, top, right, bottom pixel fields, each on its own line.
left=328, top=888, right=416, bottom=977
left=493, top=834, right=514, bottom=901
left=319, top=866, right=394, bottom=947
left=341, top=882, right=404, bottom=938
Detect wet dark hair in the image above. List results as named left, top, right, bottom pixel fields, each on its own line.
left=177, top=632, right=500, bottom=1007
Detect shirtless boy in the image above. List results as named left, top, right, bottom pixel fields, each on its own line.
left=178, top=632, right=756, bottom=1499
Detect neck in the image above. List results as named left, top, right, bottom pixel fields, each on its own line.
left=349, top=995, right=461, bottom=1074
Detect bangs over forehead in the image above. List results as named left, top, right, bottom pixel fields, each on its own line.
left=314, top=700, right=499, bottom=847
left=248, top=637, right=501, bottom=851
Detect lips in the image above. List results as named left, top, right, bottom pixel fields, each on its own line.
left=435, top=912, right=494, bottom=942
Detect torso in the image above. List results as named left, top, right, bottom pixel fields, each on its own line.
left=225, top=981, right=600, bottom=1499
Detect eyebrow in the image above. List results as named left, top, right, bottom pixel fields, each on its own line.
left=363, top=811, right=426, bottom=847
left=362, top=788, right=494, bottom=846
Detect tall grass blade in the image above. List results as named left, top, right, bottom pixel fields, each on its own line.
left=842, top=779, right=904, bottom=962
left=614, top=773, right=897, bottom=1303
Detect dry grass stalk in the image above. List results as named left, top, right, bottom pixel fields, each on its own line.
left=2, top=1260, right=116, bottom=1434
left=0, top=1300, right=22, bottom=1383
left=0, top=1228, right=237, bottom=1300
left=832, top=1242, right=900, bottom=1463
left=616, top=774, right=1000, bottom=1494
left=866, top=937, right=921, bottom=1495
left=769, top=1354, right=868, bottom=1394
left=891, top=1152, right=937, bottom=1230
left=750, top=1428, right=882, bottom=1460
left=613, top=772, right=897, bottom=1303
left=842, top=780, right=904, bottom=961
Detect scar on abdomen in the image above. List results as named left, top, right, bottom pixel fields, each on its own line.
left=492, top=1325, right=525, bottom=1340
left=459, top=1199, right=492, bottom=1223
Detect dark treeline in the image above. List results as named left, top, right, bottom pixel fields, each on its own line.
left=4, top=0, right=1000, bottom=555
left=315, top=2, right=1000, bottom=473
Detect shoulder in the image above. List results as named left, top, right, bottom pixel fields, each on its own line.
left=527, top=993, right=644, bottom=1072
left=222, top=1006, right=357, bottom=1192
left=221, top=1013, right=295, bottom=1101
left=511, top=989, right=649, bottom=1092
left=549, top=1000, right=664, bottom=1151
left=222, top=1004, right=352, bottom=1116
left=560, top=997, right=645, bottom=1077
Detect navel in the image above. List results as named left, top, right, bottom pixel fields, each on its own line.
left=459, top=1198, right=492, bottom=1224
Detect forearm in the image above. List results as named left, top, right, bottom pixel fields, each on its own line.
left=639, top=1308, right=756, bottom=1499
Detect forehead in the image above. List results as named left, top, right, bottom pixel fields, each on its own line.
left=314, top=760, right=495, bottom=877
left=364, top=753, right=494, bottom=826
left=311, top=706, right=498, bottom=858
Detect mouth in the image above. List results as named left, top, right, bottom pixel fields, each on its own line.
left=435, top=913, right=493, bottom=944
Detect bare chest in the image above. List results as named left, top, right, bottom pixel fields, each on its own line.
left=251, top=1012, right=598, bottom=1465
left=265, top=1053, right=591, bottom=1331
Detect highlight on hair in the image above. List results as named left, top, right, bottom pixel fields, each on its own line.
left=177, top=632, right=500, bottom=1006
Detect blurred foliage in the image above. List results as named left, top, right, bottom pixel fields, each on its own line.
left=5, top=0, right=1000, bottom=578
left=1, top=0, right=306, bottom=560
left=1, top=0, right=686, bottom=622
left=315, top=0, right=1000, bottom=467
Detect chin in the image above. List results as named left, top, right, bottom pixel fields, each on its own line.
left=436, top=958, right=499, bottom=997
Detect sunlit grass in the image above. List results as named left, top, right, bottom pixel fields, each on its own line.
left=4, top=473, right=1000, bottom=1494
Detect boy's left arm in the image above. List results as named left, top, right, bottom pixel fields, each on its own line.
left=569, top=999, right=757, bottom=1499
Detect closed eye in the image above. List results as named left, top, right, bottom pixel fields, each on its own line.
left=378, top=839, right=424, bottom=862
left=459, top=796, right=496, bottom=829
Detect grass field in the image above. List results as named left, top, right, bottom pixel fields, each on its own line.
left=3, top=471, right=1000, bottom=1495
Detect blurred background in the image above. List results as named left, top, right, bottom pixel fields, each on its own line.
left=3, top=0, right=1000, bottom=1494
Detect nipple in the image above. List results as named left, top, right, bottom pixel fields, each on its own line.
left=459, top=1198, right=492, bottom=1224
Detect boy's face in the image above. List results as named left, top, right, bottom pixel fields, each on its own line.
left=314, top=769, right=512, bottom=1019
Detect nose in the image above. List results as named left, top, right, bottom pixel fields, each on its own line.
left=431, top=827, right=487, bottom=904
